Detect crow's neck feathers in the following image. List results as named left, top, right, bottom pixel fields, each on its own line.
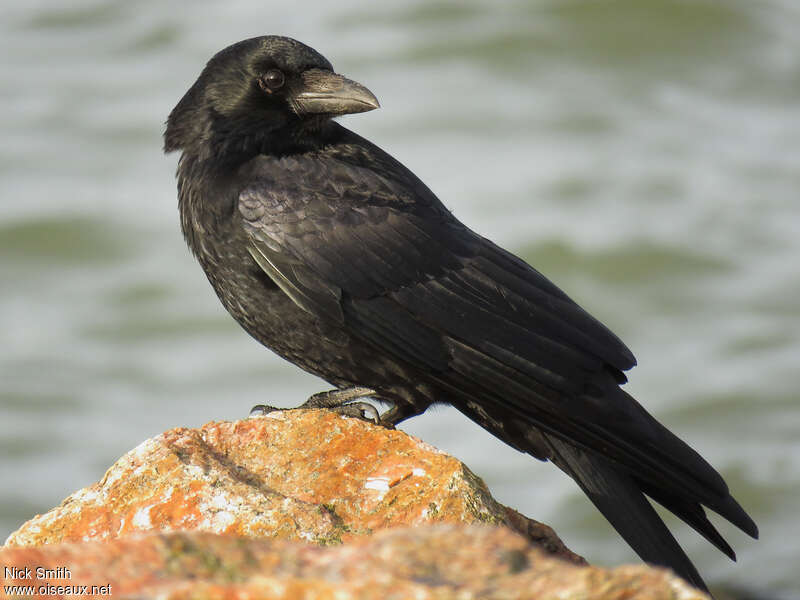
left=171, top=103, right=344, bottom=262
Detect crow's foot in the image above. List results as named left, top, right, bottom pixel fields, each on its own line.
left=249, top=386, right=381, bottom=424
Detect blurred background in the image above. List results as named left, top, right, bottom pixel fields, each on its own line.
left=1, top=0, right=798, bottom=597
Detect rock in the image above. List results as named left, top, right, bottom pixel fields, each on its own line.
left=0, top=525, right=707, bottom=599
left=5, top=410, right=579, bottom=563
left=2, top=409, right=709, bottom=599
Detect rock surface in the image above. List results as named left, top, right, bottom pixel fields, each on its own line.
left=0, top=525, right=706, bottom=600
left=5, top=410, right=578, bottom=562
left=2, top=410, right=709, bottom=599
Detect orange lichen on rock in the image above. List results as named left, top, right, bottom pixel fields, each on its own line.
left=0, top=525, right=707, bottom=600
left=5, top=410, right=579, bottom=563
left=1, top=409, right=712, bottom=599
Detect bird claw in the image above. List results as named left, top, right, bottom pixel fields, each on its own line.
left=328, top=401, right=381, bottom=424
left=301, top=386, right=381, bottom=425
left=249, top=404, right=278, bottom=417
left=249, top=387, right=382, bottom=425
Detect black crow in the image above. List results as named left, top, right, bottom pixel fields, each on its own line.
left=164, top=36, right=757, bottom=592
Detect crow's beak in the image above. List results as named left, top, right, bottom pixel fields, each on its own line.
left=292, top=69, right=380, bottom=116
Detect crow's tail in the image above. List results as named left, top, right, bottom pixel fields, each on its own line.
left=545, top=434, right=709, bottom=593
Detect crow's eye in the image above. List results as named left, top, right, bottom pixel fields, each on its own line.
left=259, top=69, right=285, bottom=92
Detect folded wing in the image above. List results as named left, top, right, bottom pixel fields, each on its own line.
left=239, top=149, right=757, bottom=557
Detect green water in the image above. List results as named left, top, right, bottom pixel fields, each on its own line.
left=1, top=1, right=798, bottom=597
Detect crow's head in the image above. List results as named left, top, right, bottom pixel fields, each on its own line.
left=164, top=36, right=379, bottom=155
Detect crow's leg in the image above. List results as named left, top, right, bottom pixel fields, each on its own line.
left=249, top=386, right=380, bottom=423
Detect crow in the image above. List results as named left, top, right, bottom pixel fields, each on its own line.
left=164, top=35, right=757, bottom=591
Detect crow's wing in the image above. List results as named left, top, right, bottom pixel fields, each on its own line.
left=239, top=149, right=756, bottom=543
left=239, top=150, right=635, bottom=369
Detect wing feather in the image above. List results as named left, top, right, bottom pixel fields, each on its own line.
left=237, top=150, right=757, bottom=539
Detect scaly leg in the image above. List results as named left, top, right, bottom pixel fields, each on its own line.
left=249, top=386, right=380, bottom=423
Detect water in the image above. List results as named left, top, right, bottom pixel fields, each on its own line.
left=1, top=1, right=798, bottom=597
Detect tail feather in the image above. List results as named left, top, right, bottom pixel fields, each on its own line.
left=431, top=340, right=757, bottom=592
left=545, top=434, right=710, bottom=592
left=614, top=389, right=758, bottom=540
left=639, top=482, right=736, bottom=560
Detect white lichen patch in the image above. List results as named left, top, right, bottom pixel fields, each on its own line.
left=209, top=491, right=232, bottom=510
left=364, top=476, right=391, bottom=501
left=211, top=510, right=236, bottom=530
left=197, top=490, right=241, bottom=532
left=100, top=464, right=125, bottom=489
left=128, top=437, right=158, bottom=460
left=131, top=505, right=154, bottom=530
left=71, top=488, right=100, bottom=507
left=123, top=438, right=165, bottom=479
left=364, top=477, right=391, bottom=492
left=160, top=486, right=175, bottom=503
